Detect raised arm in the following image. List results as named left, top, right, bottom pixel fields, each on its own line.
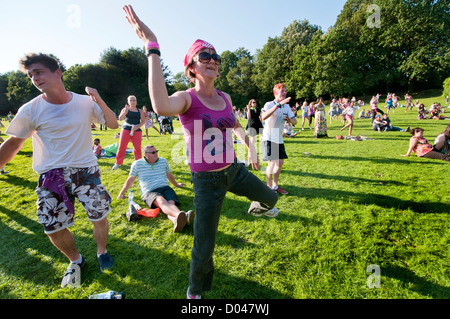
left=123, top=5, right=189, bottom=116
left=260, top=97, right=291, bottom=121
left=85, top=87, right=119, bottom=129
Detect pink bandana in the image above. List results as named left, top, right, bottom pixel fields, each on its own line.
left=184, top=39, right=216, bottom=67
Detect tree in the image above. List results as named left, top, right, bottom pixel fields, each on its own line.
left=287, top=0, right=450, bottom=98
left=172, top=72, right=191, bottom=92
left=254, top=20, right=321, bottom=101
left=6, top=71, right=39, bottom=111
left=0, top=73, right=13, bottom=115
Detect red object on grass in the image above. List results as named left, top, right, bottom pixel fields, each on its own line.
left=137, top=208, right=160, bottom=218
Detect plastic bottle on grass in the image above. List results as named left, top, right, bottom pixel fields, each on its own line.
left=88, top=291, right=124, bottom=299
left=128, top=190, right=134, bottom=203
left=128, top=190, right=141, bottom=210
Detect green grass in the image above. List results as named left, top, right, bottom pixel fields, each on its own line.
left=0, top=93, right=449, bottom=299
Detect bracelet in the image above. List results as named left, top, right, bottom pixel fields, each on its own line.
left=146, top=49, right=161, bottom=57
left=276, top=102, right=282, bottom=108
left=146, top=42, right=160, bottom=50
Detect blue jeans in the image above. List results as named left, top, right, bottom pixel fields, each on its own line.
left=188, top=160, right=278, bottom=295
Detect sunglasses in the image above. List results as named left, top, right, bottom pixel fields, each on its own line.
left=145, top=150, right=158, bottom=154
left=194, top=52, right=221, bottom=65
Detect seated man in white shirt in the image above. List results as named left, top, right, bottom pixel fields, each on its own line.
left=118, top=145, right=194, bottom=232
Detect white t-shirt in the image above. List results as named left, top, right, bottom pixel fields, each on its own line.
left=262, top=101, right=295, bottom=144
left=5, top=92, right=106, bottom=174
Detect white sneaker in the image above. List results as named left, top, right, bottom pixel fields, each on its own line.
left=112, top=164, right=120, bottom=170
left=264, top=207, right=279, bottom=218
left=251, top=207, right=279, bottom=218
left=61, top=259, right=85, bottom=288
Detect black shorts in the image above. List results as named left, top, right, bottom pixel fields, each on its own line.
left=262, top=140, right=288, bottom=161
left=142, top=186, right=180, bottom=208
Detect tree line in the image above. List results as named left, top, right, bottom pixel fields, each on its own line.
left=1, top=0, right=448, bottom=116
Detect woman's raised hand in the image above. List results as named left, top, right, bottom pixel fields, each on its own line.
left=123, top=5, right=157, bottom=43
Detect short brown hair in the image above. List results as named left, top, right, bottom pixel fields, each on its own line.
left=19, top=53, right=60, bottom=73
left=410, top=127, right=424, bottom=136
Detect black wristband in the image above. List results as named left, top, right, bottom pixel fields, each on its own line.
left=146, top=49, right=161, bottom=57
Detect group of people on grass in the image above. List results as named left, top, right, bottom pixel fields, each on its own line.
left=0, top=5, right=449, bottom=299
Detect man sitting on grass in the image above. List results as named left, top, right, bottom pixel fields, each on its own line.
left=118, top=145, right=194, bottom=232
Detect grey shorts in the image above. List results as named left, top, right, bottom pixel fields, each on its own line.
left=36, top=166, right=111, bottom=234
left=142, top=186, right=180, bottom=208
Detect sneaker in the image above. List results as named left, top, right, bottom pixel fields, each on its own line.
left=173, top=212, right=187, bottom=233
left=186, top=287, right=201, bottom=299
left=1, top=170, right=10, bottom=175
left=97, top=252, right=114, bottom=273
left=112, top=164, right=120, bottom=170
left=186, top=210, right=195, bottom=226
left=250, top=207, right=279, bottom=218
left=61, top=257, right=86, bottom=288
left=274, top=186, right=288, bottom=195
left=126, top=203, right=139, bottom=222
left=264, top=207, right=280, bottom=218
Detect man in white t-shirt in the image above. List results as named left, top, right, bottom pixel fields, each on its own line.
left=117, top=145, right=194, bottom=232
left=261, top=83, right=296, bottom=195
left=0, top=53, right=118, bottom=288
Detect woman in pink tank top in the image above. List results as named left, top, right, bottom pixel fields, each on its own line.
left=401, top=127, right=450, bottom=161
left=124, top=5, right=280, bottom=299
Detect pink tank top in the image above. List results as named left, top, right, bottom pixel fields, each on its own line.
left=179, top=88, right=236, bottom=172
left=413, top=137, right=433, bottom=157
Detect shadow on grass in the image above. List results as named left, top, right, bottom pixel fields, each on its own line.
left=382, top=264, right=450, bottom=299
left=0, top=203, right=290, bottom=299
left=285, top=170, right=406, bottom=187
left=285, top=185, right=449, bottom=214
left=0, top=173, right=37, bottom=190
left=0, top=204, right=70, bottom=296
left=292, top=154, right=447, bottom=165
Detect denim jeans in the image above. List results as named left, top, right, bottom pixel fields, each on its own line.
left=188, top=160, right=278, bottom=295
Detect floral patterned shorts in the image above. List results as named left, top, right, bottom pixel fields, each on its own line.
left=36, top=166, right=111, bottom=234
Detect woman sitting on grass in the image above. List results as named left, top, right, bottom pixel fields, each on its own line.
left=434, top=124, right=450, bottom=154
left=401, top=127, right=449, bottom=161
left=417, top=103, right=426, bottom=120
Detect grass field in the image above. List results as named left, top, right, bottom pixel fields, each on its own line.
left=0, top=91, right=449, bottom=300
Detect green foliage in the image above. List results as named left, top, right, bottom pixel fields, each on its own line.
left=5, top=71, right=40, bottom=110
left=443, top=77, right=450, bottom=98
left=286, top=0, right=450, bottom=98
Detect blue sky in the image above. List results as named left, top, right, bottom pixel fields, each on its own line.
left=0, top=0, right=347, bottom=76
